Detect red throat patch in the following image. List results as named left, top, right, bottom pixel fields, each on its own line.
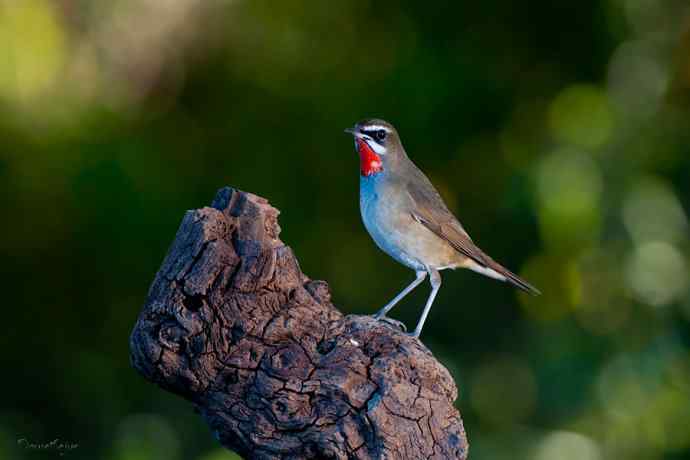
left=356, top=139, right=384, bottom=177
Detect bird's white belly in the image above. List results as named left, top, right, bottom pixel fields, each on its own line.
left=361, top=201, right=425, bottom=271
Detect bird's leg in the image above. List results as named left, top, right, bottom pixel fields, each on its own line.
left=408, top=270, right=441, bottom=338
left=373, top=271, right=427, bottom=320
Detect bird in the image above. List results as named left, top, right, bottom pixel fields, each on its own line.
left=344, top=118, right=540, bottom=338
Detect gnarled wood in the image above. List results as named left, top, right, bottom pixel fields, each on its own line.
left=129, top=187, right=468, bottom=459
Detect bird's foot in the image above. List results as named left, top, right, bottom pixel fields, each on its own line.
left=372, top=315, right=407, bottom=332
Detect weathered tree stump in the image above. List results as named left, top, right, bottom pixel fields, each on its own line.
left=129, top=187, right=468, bottom=459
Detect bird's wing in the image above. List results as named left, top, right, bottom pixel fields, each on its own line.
left=405, top=176, right=540, bottom=295
left=406, top=183, right=487, bottom=267
left=402, top=172, right=484, bottom=261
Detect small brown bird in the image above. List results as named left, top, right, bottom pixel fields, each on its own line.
left=345, top=119, right=540, bottom=338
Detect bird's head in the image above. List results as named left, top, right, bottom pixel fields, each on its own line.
left=345, top=119, right=401, bottom=177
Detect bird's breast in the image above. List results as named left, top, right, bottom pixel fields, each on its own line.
left=359, top=176, right=462, bottom=271
left=359, top=177, right=426, bottom=271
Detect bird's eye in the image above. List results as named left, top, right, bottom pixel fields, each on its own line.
left=375, top=130, right=387, bottom=141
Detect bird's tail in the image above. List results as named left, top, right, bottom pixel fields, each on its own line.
left=467, top=258, right=541, bottom=296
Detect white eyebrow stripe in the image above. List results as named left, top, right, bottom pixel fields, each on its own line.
left=362, top=125, right=391, bottom=132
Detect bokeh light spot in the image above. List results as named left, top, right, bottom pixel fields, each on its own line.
left=549, top=85, right=613, bottom=149
left=624, top=241, right=689, bottom=307
left=597, top=354, right=650, bottom=424
left=534, top=431, right=602, bottom=460
left=0, top=0, right=66, bottom=103
left=622, top=177, right=688, bottom=246
left=607, top=40, right=668, bottom=122
left=536, top=148, right=603, bottom=250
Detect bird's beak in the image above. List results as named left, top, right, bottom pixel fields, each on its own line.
left=345, top=127, right=369, bottom=140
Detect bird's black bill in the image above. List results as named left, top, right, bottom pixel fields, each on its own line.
left=344, top=127, right=356, bottom=135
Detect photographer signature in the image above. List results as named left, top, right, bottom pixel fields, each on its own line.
left=17, top=438, right=79, bottom=456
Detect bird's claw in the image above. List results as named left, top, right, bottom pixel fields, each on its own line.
left=373, top=315, right=408, bottom=332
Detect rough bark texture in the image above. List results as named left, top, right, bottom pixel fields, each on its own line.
left=130, top=187, right=468, bottom=460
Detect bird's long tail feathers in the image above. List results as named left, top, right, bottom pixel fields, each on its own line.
left=467, top=259, right=541, bottom=296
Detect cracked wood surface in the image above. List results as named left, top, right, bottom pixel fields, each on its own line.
left=129, top=187, right=468, bottom=460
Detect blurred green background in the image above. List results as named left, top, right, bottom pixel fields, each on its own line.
left=2, top=0, right=690, bottom=459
